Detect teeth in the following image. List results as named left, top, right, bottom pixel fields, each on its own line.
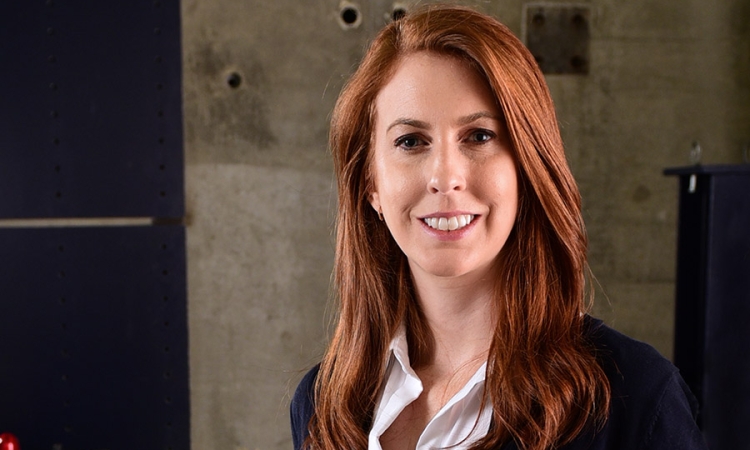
left=423, top=214, right=475, bottom=231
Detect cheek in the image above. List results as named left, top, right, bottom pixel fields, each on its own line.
left=480, top=164, right=517, bottom=197
left=482, top=166, right=519, bottom=218
left=375, top=161, right=418, bottom=202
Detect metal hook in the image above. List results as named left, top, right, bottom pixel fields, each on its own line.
left=687, top=141, right=701, bottom=194
left=689, top=141, right=702, bottom=165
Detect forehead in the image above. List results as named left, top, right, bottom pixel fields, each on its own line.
left=374, top=52, right=499, bottom=123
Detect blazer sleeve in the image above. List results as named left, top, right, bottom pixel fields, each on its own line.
left=290, top=365, right=320, bottom=450
left=640, top=371, right=707, bottom=449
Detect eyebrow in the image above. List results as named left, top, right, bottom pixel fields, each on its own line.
left=386, top=111, right=501, bottom=132
left=386, top=118, right=431, bottom=132
left=456, top=111, right=502, bottom=125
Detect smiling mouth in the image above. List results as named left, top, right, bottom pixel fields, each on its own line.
left=423, top=214, right=476, bottom=231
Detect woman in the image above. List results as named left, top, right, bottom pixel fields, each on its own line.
left=291, top=5, right=706, bottom=450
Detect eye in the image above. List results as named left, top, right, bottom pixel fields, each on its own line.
left=467, top=129, right=495, bottom=143
left=394, top=134, right=426, bottom=150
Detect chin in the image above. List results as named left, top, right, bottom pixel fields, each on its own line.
left=419, top=263, right=476, bottom=279
left=410, top=255, right=500, bottom=282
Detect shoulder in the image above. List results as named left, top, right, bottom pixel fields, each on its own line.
left=585, top=316, right=677, bottom=389
left=571, top=317, right=707, bottom=449
left=290, top=364, right=320, bottom=450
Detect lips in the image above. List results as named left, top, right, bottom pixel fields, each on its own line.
left=422, top=214, right=476, bottom=231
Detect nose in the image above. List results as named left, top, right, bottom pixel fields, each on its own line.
left=427, top=143, right=467, bottom=194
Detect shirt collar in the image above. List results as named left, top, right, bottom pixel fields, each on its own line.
left=388, top=324, right=488, bottom=384
left=388, top=323, right=418, bottom=379
left=370, top=325, right=492, bottom=449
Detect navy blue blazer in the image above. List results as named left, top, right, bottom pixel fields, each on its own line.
left=290, top=318, right=707, bottom=449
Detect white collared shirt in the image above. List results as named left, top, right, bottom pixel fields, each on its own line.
left=368, top=327, right=493, bottom=450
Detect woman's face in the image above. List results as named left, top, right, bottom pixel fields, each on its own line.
left=369, top=52, right=518, bottom=284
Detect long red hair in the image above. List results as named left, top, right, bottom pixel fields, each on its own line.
left=308, top=5, right=610, bottom=449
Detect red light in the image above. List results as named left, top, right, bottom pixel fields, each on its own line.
left=0, top=433, right=20, bottom=450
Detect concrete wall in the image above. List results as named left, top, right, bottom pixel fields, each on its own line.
left=181, top=0, right=750, bottom=448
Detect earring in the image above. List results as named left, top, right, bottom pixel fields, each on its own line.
left=377, top=207, right=383, bottom=221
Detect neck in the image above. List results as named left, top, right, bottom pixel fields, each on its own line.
left=409, top=265, right=496, bottom=370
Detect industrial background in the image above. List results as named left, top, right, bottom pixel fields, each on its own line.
left=0, top=0, right=748, bottom=449
left=183, top=0, right=748, bottom=448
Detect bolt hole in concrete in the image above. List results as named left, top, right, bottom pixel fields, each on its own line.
left=338, top=2, right=361, bottom=29
left=570, top=55, right=586, bottom=70
left=572, top=13, right=586, bottom=27
left=341, top=7, right=358, bottom=24
left=226, top=72, right=242, bottom=89
left=392, top=6, right=406, bottom=21
left=532, top=12, right=545, bottom=26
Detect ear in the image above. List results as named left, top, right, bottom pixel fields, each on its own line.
left=368, top=191, right=381, bottom=214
